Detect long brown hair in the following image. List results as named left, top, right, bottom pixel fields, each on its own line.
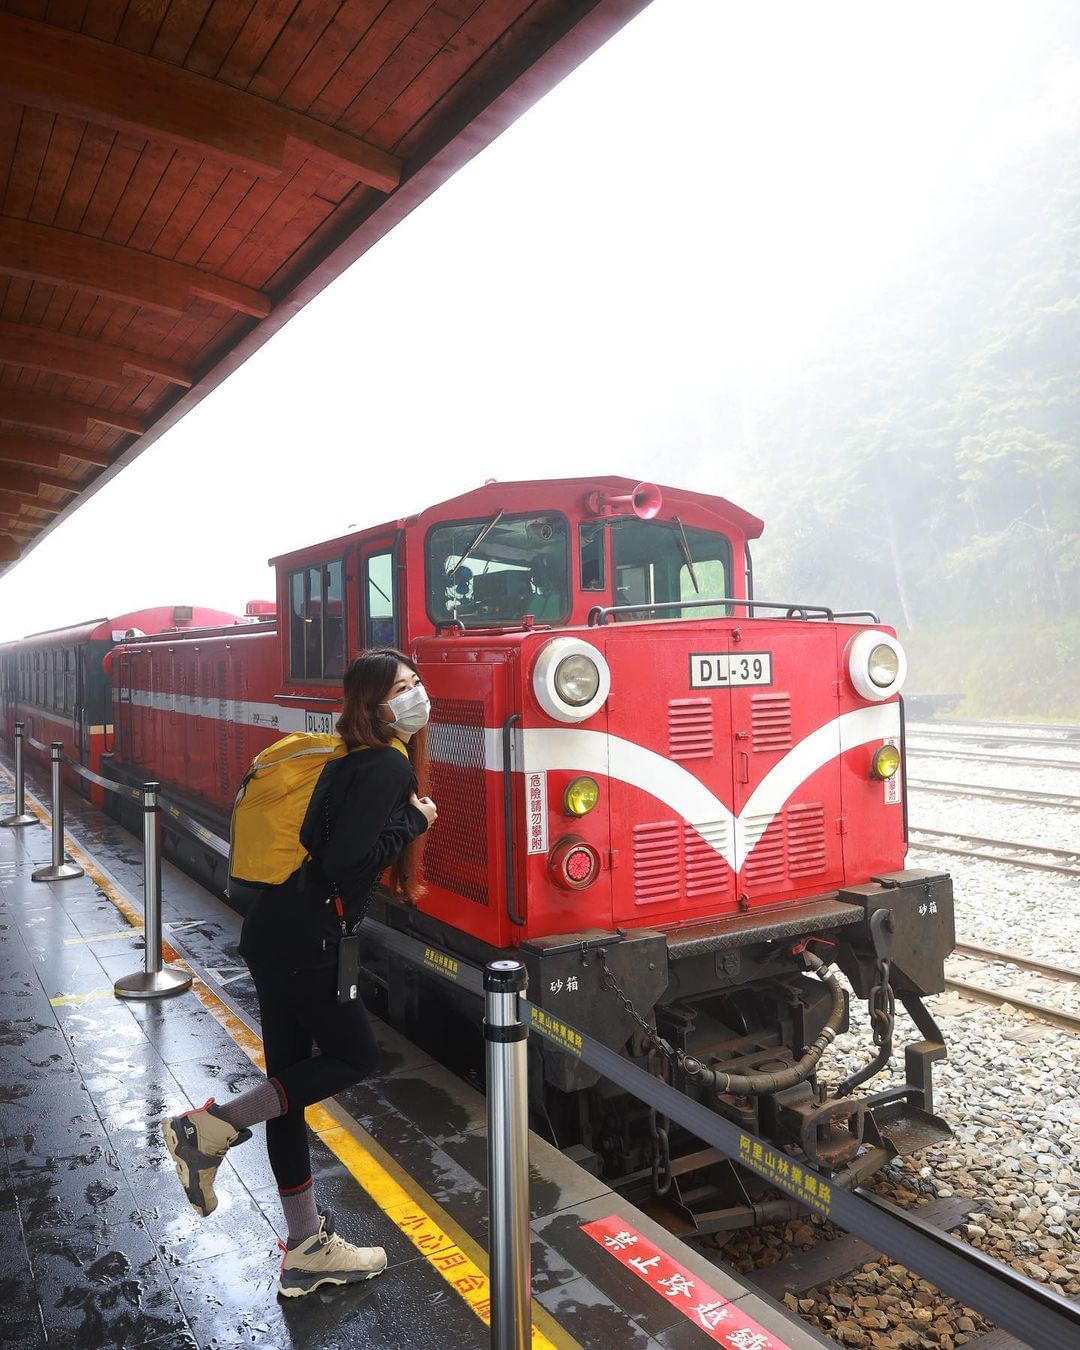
left=336, top=647, right=425, bottom=902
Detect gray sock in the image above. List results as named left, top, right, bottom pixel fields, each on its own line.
left=211, top=1079, right=285, bottom=1131
left=281, top=1180, right=321, bottom=1244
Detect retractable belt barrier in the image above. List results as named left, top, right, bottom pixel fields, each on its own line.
left=10, top=742, right=1075, bottom=1347
left=360, top=921, right=1080, bottom=1350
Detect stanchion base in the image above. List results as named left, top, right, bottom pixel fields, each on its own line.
left=31, top=862, right=85, bottom=882
left=1, top=813, right=39, bottom=828
left=114, top=966, right=193, bottom=1000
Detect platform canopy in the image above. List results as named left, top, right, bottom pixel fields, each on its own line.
left=0, top=0, right=649, bottom=575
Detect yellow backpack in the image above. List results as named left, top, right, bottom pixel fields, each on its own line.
left=228, top=732, right=347, bottom=886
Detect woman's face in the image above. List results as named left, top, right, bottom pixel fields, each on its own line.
left=380, top=662, right=421, bottom=720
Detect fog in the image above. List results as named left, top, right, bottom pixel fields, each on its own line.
left=2, top=0, right=1077, bottom=716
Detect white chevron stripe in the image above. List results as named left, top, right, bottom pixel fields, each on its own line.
left=511, top=703, right=900, bottom=872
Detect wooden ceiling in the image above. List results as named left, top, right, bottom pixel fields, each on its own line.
left=0, top=0, right=649, bottom=573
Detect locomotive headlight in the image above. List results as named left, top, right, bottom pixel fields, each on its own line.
left=847, top=630, right=907, bottom=702
left=532, top=638, right=611, bottom=723
left=555, top=655, right=599, bottom=706
left=564, top=776, right=599, bottom=816
left=868, top=644, right=900, bottom=688
left=872, top=744, right=901, bottom=779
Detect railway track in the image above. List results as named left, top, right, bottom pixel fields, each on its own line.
left=906, top=744, right=1080, bottom=772
left=907, top=779, right=1080, bottom=810
left=908, top=826, right=1080, bottom=877
left=909, top=719, right=1080, bottom=746
left=943, top=942, right=1080, bottom=1035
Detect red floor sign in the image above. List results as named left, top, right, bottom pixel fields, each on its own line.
left=581, top=1214, right=791, bottom=1348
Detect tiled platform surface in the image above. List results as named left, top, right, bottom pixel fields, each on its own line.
left=0, top=763, right=832, bottom=1350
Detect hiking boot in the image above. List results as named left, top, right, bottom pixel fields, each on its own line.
left=277, top=1210, right=387, bottom=1298
left=162, top=1097, right=251, bottom=1217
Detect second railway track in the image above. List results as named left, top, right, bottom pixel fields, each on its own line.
left=908, top=826, right=1080, bottom=877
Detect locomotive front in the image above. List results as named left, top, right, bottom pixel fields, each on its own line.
left=406, top=478, right=955, bottom=1234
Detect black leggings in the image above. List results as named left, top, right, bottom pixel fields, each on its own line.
left=249, top=963, right=379, bottom=1192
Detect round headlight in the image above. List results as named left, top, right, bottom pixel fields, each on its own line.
left=532, top=637, right=611, bottom=723
left=868, top=644, right=900, bottom=688
left=555, top=655, right=599, bottom=707
left=872, top=744, right=901, bottom=779
left=564, top=776, right=599, bottom=816
left=846, top=630, right=907, bottom=702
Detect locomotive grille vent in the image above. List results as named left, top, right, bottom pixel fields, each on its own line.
left=751, top=692, right=792, bottom=753
left=742, top=803, right=827, bottom=885
left=787, top=802, right=827, bottom=876
left=668, top=698, right=713, bottom=759
left=632, top=818, right=732, bottom=906
left=423, top=698, right=489, bottom=906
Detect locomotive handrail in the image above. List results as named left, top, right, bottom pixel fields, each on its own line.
left=434, top=619, right=466, bottom=635
left=356, top=920, right=1080, bottom=1350
left=587, top=596, right=838, bottom=625
left=502, top=712, right=525, bottom=927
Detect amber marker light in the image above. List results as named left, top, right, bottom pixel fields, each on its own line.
left=872, top=744, right=902, bottom=779
left=564, top=776, right=600, bottom=816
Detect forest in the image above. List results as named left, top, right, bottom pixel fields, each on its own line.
left=741, top=111, right=1079, bottom=718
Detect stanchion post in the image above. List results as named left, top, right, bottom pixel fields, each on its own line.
left=114, top=782, right=192, bottom=1000
left=31, top=743, right=84, bottom=882
left=484, top=959, right=531, bottom=1350
left=2, top=722, right=39, bottom=828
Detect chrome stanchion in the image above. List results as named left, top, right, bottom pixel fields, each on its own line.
left=484, top=959, right=531, bottom=1350
left=114, top=782, right=191, bottom=999
left=31, top=742, right=84, bottom=881
left=2, top=722, right=39, bottom=828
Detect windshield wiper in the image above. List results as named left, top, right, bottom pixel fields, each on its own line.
left=672, top=516, right=700, bottom=594
left=449, top=509, right=504, bottom=576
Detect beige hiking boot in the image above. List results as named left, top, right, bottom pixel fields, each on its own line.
left=277, top=1210, right=387, bottom=1297
left=162, top=1097, right=251, bottom=1217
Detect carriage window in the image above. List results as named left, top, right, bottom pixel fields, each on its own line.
left=611, top=520, right=732, bottom=620
left=287, top=558, right=345, bottom=681
left=364, top=551, right=398, bottom=649
left=427, top=513, right=569, bottom=628
left=579, top=525, right=605, bottom=592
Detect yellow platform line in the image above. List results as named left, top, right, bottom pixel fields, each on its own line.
left=3, top=766, right=576, bottom=1350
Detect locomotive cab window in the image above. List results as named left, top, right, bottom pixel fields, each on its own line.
left=427, top=513, right=570, bottom=627
left=287, top=559, right=345, bottom=682
left=609, top=519, right=732, bottom=619
left=363, top=550, right=399, bottom=649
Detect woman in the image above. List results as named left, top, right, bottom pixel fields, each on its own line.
left=162, top=649, right=436, bottom=1297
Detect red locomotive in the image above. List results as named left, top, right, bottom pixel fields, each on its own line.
left=5, top=478, right=956, bottom=1232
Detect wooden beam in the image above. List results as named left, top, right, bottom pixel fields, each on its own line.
left=0, top=490, right=60, bottom=515
left=0, top=514, right=38, bottom=535
left=0, top=323, right=192, bottom=388
left=0, top=14, right=401, bottom=193
left=0, top=219, right=271, bottom=319
left=32, top=472, right=82, bottom=495
left=0, top=392, right=145, bottom=436
left=0, top=436, right=109, bottom=469
left=0, top=468, right=41, bottom=496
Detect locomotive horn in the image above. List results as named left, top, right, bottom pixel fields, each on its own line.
left=585, top=482, right=663, bottom=519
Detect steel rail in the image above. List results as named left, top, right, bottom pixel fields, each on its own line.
left=908, top=721, right=1080, bottom=745
left=953, top=942, right=1080, bottom=983
left=907, top=779, right=1080, bottom=810
left=912, top=826, right=1080, bottom=862
left=909, top=836, right=1080, bottom=878
left=906, top=744, right=1080, bottom=772
left=941, top=976, right=1080, bottom=1035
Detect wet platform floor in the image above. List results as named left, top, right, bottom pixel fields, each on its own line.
left=0, top=760, right=830, bottom=1350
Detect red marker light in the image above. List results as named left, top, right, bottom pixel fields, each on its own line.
left=549, top=837, right=600, bottom=889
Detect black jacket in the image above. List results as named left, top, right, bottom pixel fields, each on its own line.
left=239, top=744, right=428, bottom=974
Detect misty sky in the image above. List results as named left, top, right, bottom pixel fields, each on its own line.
left=2, top=0, right=1077, bottom=639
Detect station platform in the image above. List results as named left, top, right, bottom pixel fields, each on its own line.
left=0, top=760, right=832, bottom=1350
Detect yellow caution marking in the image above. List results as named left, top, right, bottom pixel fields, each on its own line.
left=64, top=930, right=137, bottom=946
left=2, top=765, right=577, bottom=1349
left=49, top=988, right=116, bottom=1007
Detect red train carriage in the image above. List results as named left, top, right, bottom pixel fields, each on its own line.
left=101, top=477, right=954, bottom=1232
left=0, top=606, right=244, bottom=804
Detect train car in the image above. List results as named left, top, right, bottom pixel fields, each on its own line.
left=0, top=606, right=245, bottom=802
left=101, top=477, right=955, bottom=1234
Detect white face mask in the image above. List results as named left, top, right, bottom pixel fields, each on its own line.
left=384, top=683, right=430, bottom=734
